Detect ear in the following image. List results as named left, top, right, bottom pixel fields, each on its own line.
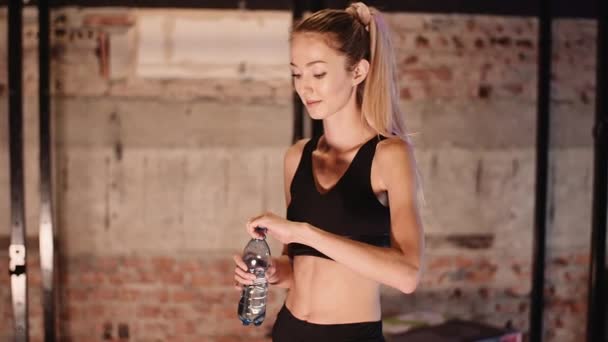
left=352, top=59, right=370, bottom=86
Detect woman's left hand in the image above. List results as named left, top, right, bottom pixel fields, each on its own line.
left=246, top=212, right=306, bottom=245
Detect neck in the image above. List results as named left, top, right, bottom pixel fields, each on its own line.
left=320, top=88, right=376, bottom=152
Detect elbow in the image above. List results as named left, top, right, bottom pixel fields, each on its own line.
left=399, top=279, right=418, bottom=294
left=397, top=267, right=420, bottom=294
left=401, top=284, right=418, bottom=294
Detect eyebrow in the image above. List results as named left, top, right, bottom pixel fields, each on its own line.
left=290, top=60, right=327, bottom=67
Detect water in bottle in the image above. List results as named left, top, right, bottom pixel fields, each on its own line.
left=238, top=227, right=271, bottom=326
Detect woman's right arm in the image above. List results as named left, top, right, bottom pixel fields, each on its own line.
left=233, top=139, right=309, bottom=291
left=267, top=138, right=309, bottom=289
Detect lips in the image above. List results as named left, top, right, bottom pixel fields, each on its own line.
left=306, top=100, right=321, bottom=106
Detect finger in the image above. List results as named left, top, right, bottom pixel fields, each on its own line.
left=247, top=224, right=263, bottom=239
left=246, top=217, right=265, bottom=239
left=246, top=215, right=264, bottom=230
left=246, top=222, right=257, bottom=238
left=233, top=255, right=248, bottom=271
left=235, top=273, right=254, bottom=285
left=235, top=267, right=256, bottom=281
left=247, top=213, right=266, bottom=225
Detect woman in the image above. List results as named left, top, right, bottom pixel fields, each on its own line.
left=233, top=2, right=424, bottom=341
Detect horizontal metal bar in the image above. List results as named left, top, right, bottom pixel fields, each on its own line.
left=0, top=0, right=597, bottom=18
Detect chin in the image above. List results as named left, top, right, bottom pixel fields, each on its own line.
left=306, top=109, right=327, bottom=120
left=307, top=112, right=326, bottom=120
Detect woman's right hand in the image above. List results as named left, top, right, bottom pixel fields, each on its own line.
left=232, top=255, right=292, bottom=291
left=233, top=254, right=257, bottom=291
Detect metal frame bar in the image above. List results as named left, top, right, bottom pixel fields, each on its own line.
left=291, top=0, right=326, bottom=142
left=291, top=0, right=305, bottom=143
left=0, top=0, right=597, bottom=18
left=585, top=0, right=608, bottom=340
left=308, top=0, right=325, bottom=141
left=38, top=0, right=57, bottom=340
left=8, top=0, right=29, bottom=340
left=529, top=0, right=553, bottom=340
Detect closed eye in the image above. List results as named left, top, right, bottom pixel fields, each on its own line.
left=291, top=73, right=326, bottom=79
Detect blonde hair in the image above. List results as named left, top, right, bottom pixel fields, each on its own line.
left=292, top=2, right=426, bottom=206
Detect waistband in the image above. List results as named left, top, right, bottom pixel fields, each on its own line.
left=280, top=303, right=383, bottom=327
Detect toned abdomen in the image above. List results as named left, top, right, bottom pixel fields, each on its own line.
left=285, top=255, right=382, bottom=324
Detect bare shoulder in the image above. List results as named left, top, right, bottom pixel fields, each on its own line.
left=374, top=137, right=417, bottom=189
left=284, top=138, right=310, bottom=170
left=281, top=138, right=310, bottom=255
left=283, top=138, right=310, bottom=202
left=375, top=137, right=415, bottom=167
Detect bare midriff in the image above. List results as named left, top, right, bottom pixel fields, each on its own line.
left=284, top=255, right=382, bottom=324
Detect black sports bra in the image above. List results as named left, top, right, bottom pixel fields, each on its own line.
left=286, top=135, right=391, bottom=260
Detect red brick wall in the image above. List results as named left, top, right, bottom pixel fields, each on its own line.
left=0, top=252, right=591, bottom=341
left=1, top=252, right=286, bottom=341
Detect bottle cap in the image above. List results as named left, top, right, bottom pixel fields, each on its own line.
left=254, top=226, right=267, bottom=238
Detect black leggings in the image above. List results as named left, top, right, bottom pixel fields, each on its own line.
left=272, top=304, right=385, bottom=342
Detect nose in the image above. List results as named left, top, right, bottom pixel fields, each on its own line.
left=296, top=79, right=314, bottom=99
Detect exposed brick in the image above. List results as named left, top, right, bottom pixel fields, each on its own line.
left=117, top=288, right=141, bottom=301
left=80, top=271, right=106, bottom=285
left=415, top=35, right=430, bottom=47
left=83, top=14, right=135, bottom=27
left=161, top=306, right=187, bottom=320
left=141, top=321, right=170, bottom=333
left=191, top=274, right=214, bottom=287
left=139, top=288, right=170, bottom=303
left=400, top=87, right=412, bottom=100
left=159, top=271, right=185, bottom=285
left=179, top=260, right=205, bottom=273
left=172, top=290, right=198, bottom=303
left=152, top=256, right=176, bottom=272
left=174, top=320, right=197, bottom=335
left=137, top=304, right=162, bottom=319
left=67, top=288, right=89, bottom=301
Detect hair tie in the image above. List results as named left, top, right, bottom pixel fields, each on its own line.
left=347, top=2, right=372, bottom=31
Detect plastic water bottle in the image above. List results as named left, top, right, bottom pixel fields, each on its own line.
left=238, top=227, right=271, bottom=326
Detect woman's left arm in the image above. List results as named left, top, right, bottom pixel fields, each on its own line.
left=247, top=139, right=425, bottom=294
left=304, top=139, right=423, bottom=293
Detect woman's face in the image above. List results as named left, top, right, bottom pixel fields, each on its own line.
left=290, top=33, right=358, bottom=120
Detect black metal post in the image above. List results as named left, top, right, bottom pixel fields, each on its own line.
left=291, top=0, right=325, bottom=142
left=292, top=0, right=305, bottom=143
left=585, top=0, right=608, bottom=340
left=8, top=0, right=29, bottom=340
left=38, top=0, right=57, bottom=341
left=310, top=0, right=325, bottom=140
left=0, top=0, right=596, bottom=19
left=529, top=0, right=553, bottom=340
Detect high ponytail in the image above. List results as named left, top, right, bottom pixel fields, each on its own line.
left=359, top=6, right=405, bottom=139
left=356, top=4, right=426, bottom=205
